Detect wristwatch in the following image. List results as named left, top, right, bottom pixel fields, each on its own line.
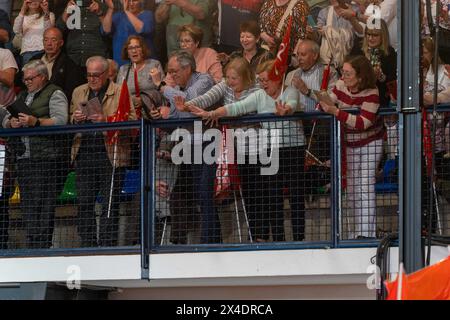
left=305, top=88, right=312, bottom=97
left=157, top=81, right=167, bottom=91
left=35, top=118, right=41, bottom=127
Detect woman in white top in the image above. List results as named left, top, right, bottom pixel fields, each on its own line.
left=422, top=37, right=450, bottom=182
left=13, top=0, right=55, bottom=66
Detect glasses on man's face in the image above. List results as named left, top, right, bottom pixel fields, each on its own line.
left=168, top=66, right=185, bottom=75
left=87, top=70, right=106, bottom=79
left=23, top=74, right=41, bottom=83
left=127, top=45, right=142, bottom=51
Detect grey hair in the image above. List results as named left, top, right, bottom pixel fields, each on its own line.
left=298, top=39, right=320, bottom=55
left=169, top=50, right=196, bottom=72
left=86, top=56, right=109, bottom=72
left=22, top=60, right=49, bottom=79
left=107, top=59, right=118, bottom=73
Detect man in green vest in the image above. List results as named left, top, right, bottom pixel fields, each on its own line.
left=4, top=59, right=68, bottom=249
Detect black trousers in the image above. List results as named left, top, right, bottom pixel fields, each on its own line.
left=168, top=162, right=221, bottom=244
left=17, top=158, right=60, bottom=249
left=240, top=146, right=306, bottom=242
left=75, top=139, right=125, bottom=247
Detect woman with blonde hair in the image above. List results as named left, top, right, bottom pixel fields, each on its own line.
left=360, top=18, right=396, bottom=108
left=13, top=0, right=55, bottom=66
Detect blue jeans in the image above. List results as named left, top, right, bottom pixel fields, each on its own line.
left=21, top=50, right=44, bottom=67
left=192, top=162, right=220, bottom=244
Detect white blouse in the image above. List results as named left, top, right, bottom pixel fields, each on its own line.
left=13, top=13, right=55, bottom=54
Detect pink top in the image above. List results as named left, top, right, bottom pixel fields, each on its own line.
left=193, top=47, right=223, bottom=83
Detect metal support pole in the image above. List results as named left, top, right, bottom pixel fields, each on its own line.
left=141, top=120, right=153, bottom=280
left=331, top=117, right=341, bottom=247
left=398, top=0, right=423, bottom=273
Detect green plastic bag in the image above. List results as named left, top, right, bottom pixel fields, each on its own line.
left=58, top=171, right=77, bottom=203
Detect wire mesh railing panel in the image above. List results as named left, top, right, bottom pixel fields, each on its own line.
left=0, top=124, right=141, bottom=252
left=153, top=114, right=333, bottom=247
left=423, top=107, right=450, bottom=237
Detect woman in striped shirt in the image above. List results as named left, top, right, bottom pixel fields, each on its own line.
left=319, top=55, right=385, bottom=239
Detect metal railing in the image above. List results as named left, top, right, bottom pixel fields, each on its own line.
left=1, top=106, right=449, bottom=261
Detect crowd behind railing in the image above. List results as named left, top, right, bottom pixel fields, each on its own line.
left=0, top=0, right=449, bottom=251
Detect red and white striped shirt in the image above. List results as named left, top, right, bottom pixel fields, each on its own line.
left=330, top=80, right=385, bottom=148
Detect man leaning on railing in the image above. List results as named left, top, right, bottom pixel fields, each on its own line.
left=2, top=60, right=68, bottom=249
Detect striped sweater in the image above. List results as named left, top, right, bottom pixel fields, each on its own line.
left=330, top=80, right=385, bottom=148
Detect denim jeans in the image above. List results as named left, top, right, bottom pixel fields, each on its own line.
left=192, top=162, right=220, bottom=244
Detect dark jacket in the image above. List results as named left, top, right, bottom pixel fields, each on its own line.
left=30, top=51, right=85, bottom=103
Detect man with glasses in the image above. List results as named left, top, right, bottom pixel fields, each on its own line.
left=3, top=60, right=68, bottom=249
left=30, top=27, right=84, bottom=104
left=70, top=56, right=136, bottom=247
left=151, top=50, right=218, bottom=244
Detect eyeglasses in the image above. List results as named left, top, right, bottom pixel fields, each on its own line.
left=127, top=45, right=142, bottom=51
left=179, top=38, right=194, bottom=44
left=23, top=74, right=41, bottom=82
left=167, top=66, right=186, bottom=75
left=366, top=32, right=381, bottom=38
left=257, top=77, right=270, bottom=84
left=342, top=71, right=356, bottom=78
left=87, top=70, right=106, bottom=79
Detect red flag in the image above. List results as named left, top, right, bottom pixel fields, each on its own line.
left=214, top=125, right=241, bottom=201
left=268, top=15, right=292, bottom=82
left=386, top=256, right=450, bottom=300
left=422, top=107, right=433, bottom=177
left=107, top=80, right=131, bottom=145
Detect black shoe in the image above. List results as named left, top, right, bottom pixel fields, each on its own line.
left=356, top=235, right=377, bottom=240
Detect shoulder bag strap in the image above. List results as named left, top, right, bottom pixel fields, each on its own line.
left=275, top=0, right=297, bottom=38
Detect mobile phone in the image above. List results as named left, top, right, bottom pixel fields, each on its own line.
left=76, top=0, right=91, bottom=7
left=314, top=90, right=334, bottom=106
left=307, top=15, right=317, bottom=28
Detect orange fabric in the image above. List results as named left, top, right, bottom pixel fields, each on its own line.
left=386, top=256, right=450, bottom=300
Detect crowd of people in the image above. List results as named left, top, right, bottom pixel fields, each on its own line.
left=0, top=0, right=449, bottom=249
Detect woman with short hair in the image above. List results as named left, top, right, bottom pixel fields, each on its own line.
left=116, top=35, right=164, bottom=118
left=218, top=20, right=272, bottom=73
left=177, top=24, right=223, bottom=83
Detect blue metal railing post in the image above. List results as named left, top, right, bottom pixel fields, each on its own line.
left=331, top=117, right=341, bottom=248
left=140, top=119, right=151, bottom=280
